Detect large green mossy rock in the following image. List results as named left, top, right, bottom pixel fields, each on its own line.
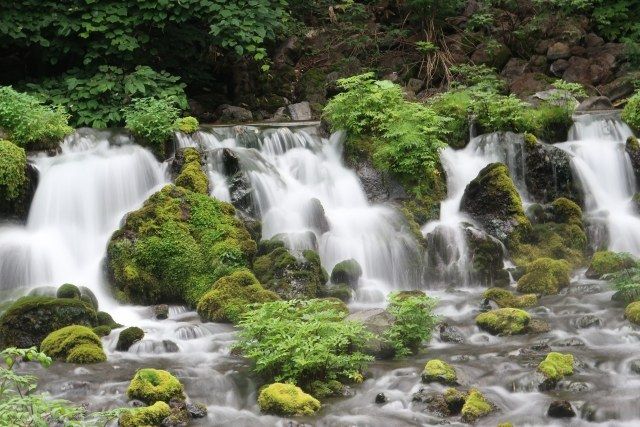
left=127, top=368, right=185, bottom=404
left=257, top=383, right=321, bottom=416
left=461, top=389, right=494, bottom=423
left=421, top=359, right=457, bottom=385
left=106, top=184, right=256, bottom=306
left=119, top=401, right=171, bottom=427
left=517, top=257, right=571, bottom=295
left=330, top=259, right=362, bottom=287
left=460, top=163, right=531, bottom=248
left=586, top=251, right=637, bottom=279
left=475, top=308, right=530, bottom=335
left=0, top=296, right=97, bottom=349
left=253, top=239, right=328, bottom=300
left=41, top=325, right=106, bottom=364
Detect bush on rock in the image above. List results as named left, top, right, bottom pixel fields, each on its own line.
left=257, top=383, right=321, bottom=416
left=383, top=291, right=438, bottom=358
left=127, top=368, right=185, bottom=404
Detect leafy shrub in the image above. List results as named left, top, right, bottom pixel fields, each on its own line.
left=0, top=86, right=72, bottom=149
left=428, top=90, right=473, bottom=149
left=472, top=92, right=534, bottom=135
left=234, top=299, right=374, bottom=388
left=383, top=291, right=438, bottom=358
left=623, top=91, right=640, bottom=131
left=124, top=97, right=180, bottom=157
left=0, top=140, right=26, bottom=201
left=449, top=64, right=506, bottom=93
left=610, top=267, right=640, bottom=304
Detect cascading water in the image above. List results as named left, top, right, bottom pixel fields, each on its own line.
left=557, top=112, right=640, bottom=254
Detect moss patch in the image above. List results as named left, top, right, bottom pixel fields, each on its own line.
left=66, top=343, right=107, bottom=364
left=483, top=287, right=537, bottom=308
left=56, top=283, right=81, bottom=299
left=119, top=401, right=171, bottom=427
left=258, top=383, right=321, bottom=416
left=175, top=116, right=199, bottom=134
left=625, top=301, right=640, bottom=325
left=586, top=251, right=637, bottom=279
left=517, top=257, right=570, bottom=295
left=127, top=368, right=185, bottom=404
left=476, top=308, right=530, bottom=335
left=175, top=148, right=208, bottom=195
left=330, top=259, right=363, bottom=287
left=116, top=326, right=145, bottom=351
left=538, top=352, right=574, bottom=381
left=461, top=389, right=493, bottom=423
left=41, top=325, right=105, bottom=364
left=422, top=359, right=457, bottom=385
left=0, top=139, right=27, bottom=202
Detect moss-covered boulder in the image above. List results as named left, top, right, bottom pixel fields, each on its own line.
left=483, top=288, right=537, bottom=308
left=116, top=326, right=145, bottom=351
left=330, top=259, right=363, bottom=288
left=461, top=389, right=494, bottom=423
left=253, top=239, right=327, bottom=300
left=56, top=283, right=81, bottom=299
left=550, top=198, right=582, bottom=226
left=625, top=301, right=640, bottom=325
left=92, top=325, right=112, bottom=337
left=40, top=325, right=105, bottom=364
left=175, top=116, right=199, bottom=134
left=127, top=368, right=185, bottom=404
left=475, top=308, right=530, bottom=335
left=66, top=343, right=107, bottom=364
left=538, top=352, right=574, bottom=381
left=196, top=269, right=279, bottom=323
left=0, top=296, right=97, bottom=349
left=517, top=258, right=570, bottom=295
left=119, top=401, right=171, bottom=427
left=257, top=383, right=321, bottom=416
left=175, top=148, right=208, bottom=195
left=460, top=163, right=531, bottom=248
left=106, top=184, right=256, bottom=306
left=0, top=139, right=38, bottom=221
left=96, top=311, right=120, bottom=328
left=421, top=359, right=458, bottom=385
left=586, top=251, right=637, bottom=279
left=78, top=286, right=99, bottom=310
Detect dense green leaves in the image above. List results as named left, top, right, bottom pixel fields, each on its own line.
left=384, top=292, right=439, bottom=358
left=123, top=97, right=181, bottom=157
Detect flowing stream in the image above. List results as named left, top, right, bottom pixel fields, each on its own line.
left=2, top=118, right=640, bottom=425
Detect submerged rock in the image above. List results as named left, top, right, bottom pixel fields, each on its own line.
left=575, top=314, right=602, bottom=329
left=154, top=304, right=169, bottom=320
left=375, top=393, right=387, bottom=404
left=547, top=400, right=576, bottom=418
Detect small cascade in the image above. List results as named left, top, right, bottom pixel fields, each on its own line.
left=557, top=112, right=640, bottom=254
left=177, top=124, right=422, bottom=300
left=0, top=129, right=167, bottom=304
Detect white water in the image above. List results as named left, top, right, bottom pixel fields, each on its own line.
left=557, top=113, right=640, bottom=254
left=179, top=125, right=422, bottom=301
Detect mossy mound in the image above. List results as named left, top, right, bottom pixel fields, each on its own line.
left=56, top=283, right=81, bottom=299
left=330, top=259, right=363, bottom=287
left=0, top=296, right=97, bottom=349
left=119, top=401, right=171, bottom=427
left=307, top=379, right=345, bottom=399
left=66, top=343, right=107, bottom=364
left=483, top=288, right=537, bottom=308
left=253, top=239, right=328, bottom=300
left=175, top=116, right=199, bottom=134
left=475, top=308, right=530, bottom=335
left=96, top=311, right=120, bottom=328
left=106, top=184, right=256, bottom=306
left=116, top=326, right=145, bottom=351
left=92, top=325, right=112, bottom=337
left=0, top=139, right=27, bottom=204
left=586, top=251, right=637, bottom=279
left=460, top=163, right=531, bottom=248
left=78, top=286, right=99, bottom=310
left=196, top=269, right=279, bottom=323
left=421, top=359, right=457, bottom=385
left=516, top=258, right=570, bottom=295
left=175, top=148, right=209, bottom=195
left=127, top=368, right=185, bottom=404
left=41, top=325, right=105, bottom=364
left=257, top=383, right=321, bottom=416
left=461, top=389, right=494, bottom=423
left=625, top=301, right=640, bottom=325
left=550, top=197, right=582, bottom=226
left=538, top=352, right=574, bottom=381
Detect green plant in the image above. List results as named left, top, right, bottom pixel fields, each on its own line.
left=449, top=64, right=506, bottom=93
left=124, top=97, right=180, bottom=157
left=0, top=86, right=72, bottom=149
left=552, top=79, right=587, bottom=99
left=609, top=267, right=640, bottom=304
left=472, top=92, right=534, bottom=134
left=383, top=291, right=438, bottom=358
left=0, top=140, right=26, bottom=201
left=234, top=299, right=374, bottom=388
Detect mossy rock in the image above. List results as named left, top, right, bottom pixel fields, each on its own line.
left=253, top=241, right=327, bottom=300
left=443, top=387, right=466, bottom=414
left=550, top=197, right=582, bottom=226
left=460, top=163, right=531, bottom=249
left=421, top=359, right=457, bottom=385
left=175, top=116, right=199, bottom=134
left=538, top=352, right=573, bottom=382
left=66, top=343, right=107, bottom=364
left=465, top=227, right=509, bottom=286
left=119, top=401, right=171, bottom=427
left=0, top=296, right=97, bottom=349
left=175, top=148, right=209, bottom=195
left=96, top=311, right=120, bottom=328
left=127, top=368, right=185, bottom=404
left=625, top=301, right=640, bottom=325
left=116, top=326, right=145, bottom=351
left=257, top=383, right=321, bottom=416
left=475, top=308, right=530, bottom=335
left=586, top=251, right=637, bottom=279
left=512, top=222, right=586, bottom=268
left=461, top=389, right=494, bottom=423
left=330, top=259, right=363, bottom=287
left=196, top=269, right=279, bottom=323
left=92, top=325, right=112, bottom=337
left=78, top=286, right=99, bottom=310
left=307, top=380, right=345, bottom=399
left=56, top=283, right=80, bottom=299
left=106, top=184, right=256, bottom=306
left=516, top=258, right=570, bottom=295
left=41, top=325, right=105, bottom=364
left=483, top=287, right=537, bottom=308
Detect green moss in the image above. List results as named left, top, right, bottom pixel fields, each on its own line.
left=587, top=251, right=637, bottom=279
left=421, top=359, right=457, bottom=385
left=622, top=92, right=640, bottom=132
left=92, top=325, right=112, bottom=337
left=517, top=258, right=570, bottom=295
left=78, top=286, right=99, bottom=310
left=196, top=269, right=279, bottom=323
left=483, top=287, right=537, bottom=308
left=330, top=259, right=362, bottom=287
left=524, top=132, right=537, bottom=148
left=107, top=184, right=256, bottom=306
left=0, top=296, right=97, bottom=349
left=551, top=197, right=582, bottom=226
left=96, top=311, right=120, bottom=328
left=475, top=308, right=530, bottom=335
left=307, top=380, right=344, bottom=399
left=175, top=148, right=208, bottom=195
left=625, top=301, right=640, bottom=324
left=513, top=222, right=586, bottom=267
left=40, top=325, right=104, bottom=364
left=175, top=116, right=199, bottom=134
left=529, top=104, right=573, bottom=143
left=119, top=401, right=171, bottom=427
left=127, top=368, right=185, bottom=404
left=0, top=140, right=27, bottom=201
left=257, top=383, right=321, bottom=416
left=66, top=343, right=107, bottom=364
left=537, top=352, right=574, bottom=381
left=56, top=283, right=81, bottom=299
left=116, top=326, right=145, bottom=351
left=461, top=389, right=493, bottom=423
left=443, top=388, right=466, bottom=414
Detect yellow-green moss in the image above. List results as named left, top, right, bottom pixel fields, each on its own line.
left=0, top=139, right=27, bottom=201
left=586, top=251, right=637, bottom=279
left=56, top=283, right=81, bottom=299
left=461, top=389, right=493, bottom=423
left=475, top=308, right=530, bottom=335
left=119, top=401, right=171, bottom=427
left=175, top=116, right=199, bottom=134
left=40, top=325, right=102, bottom=360
left=537, top=352, right=574, bottom=381
left=551, top=197, right=582, bottom=226
left=92, top=325, right=112, bottom=337
left=175, top=148, right=208, bottom=195
left=127, top=368, right=185, bottom=404
left=422, top=359, right=457, bottom=384
left=625, top=301, right=640, bottom=324
left=66, top=343, right=106, bottom=364
left=517, top=258, right=570, bottom=295
left=483, top=287, right=537, bottom=308
left=257, top=383, right=321, bottom=416
left=196, top=269, right=279, bottom=323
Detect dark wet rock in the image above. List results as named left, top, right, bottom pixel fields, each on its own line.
left=465, top=226, right=509, bottom=286
left=0, top=161, right=38, bottom=222
left=161, top=410, right=189, bottom=427
left=576, top=96, right=614, bottom=112
left=575, top=314, right=602, bottom=329
left=375, top=393, right=387, bottom=404
left=581, top=402, right=598, bottom=422
left=524, top=140, right=581, bottom=203
left=451, top=354, right=472, bottom=362
left=116, top=326, right=144, bottom=352
left=347, top=156, right=407, bottom=204
left=330, top=259, right=362, bottom=288
left=186, top=402, right=208, bottom=418
left=346, top=308, right=395, bottom=358
left=439, top=322, right=465, bottom=344
left=554, top=337, right=586, bottom=347
left=129, top=399, right=146, bottom=408
left=154, top=304, right=169, bottom=320
left=626, top=137, right=640, bottom=186
left=547, top=400, right=576, bottom=418
left=411, top=389, right=450, bottom=416
left=571, top=283, right=604, bottom=295
left=629, top=359, right=640, bottom=375
left=304, top=198, right=330, bottom=234
left=599, top=72, right=640, bottom=103
left=162, top=340, right=179, bottom=353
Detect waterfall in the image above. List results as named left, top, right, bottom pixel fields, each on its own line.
left=0, top=129, right=167, bottom=305
left=178, top=124, right=422, bottom=301
left=557, top=112, right=640, bottom=254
